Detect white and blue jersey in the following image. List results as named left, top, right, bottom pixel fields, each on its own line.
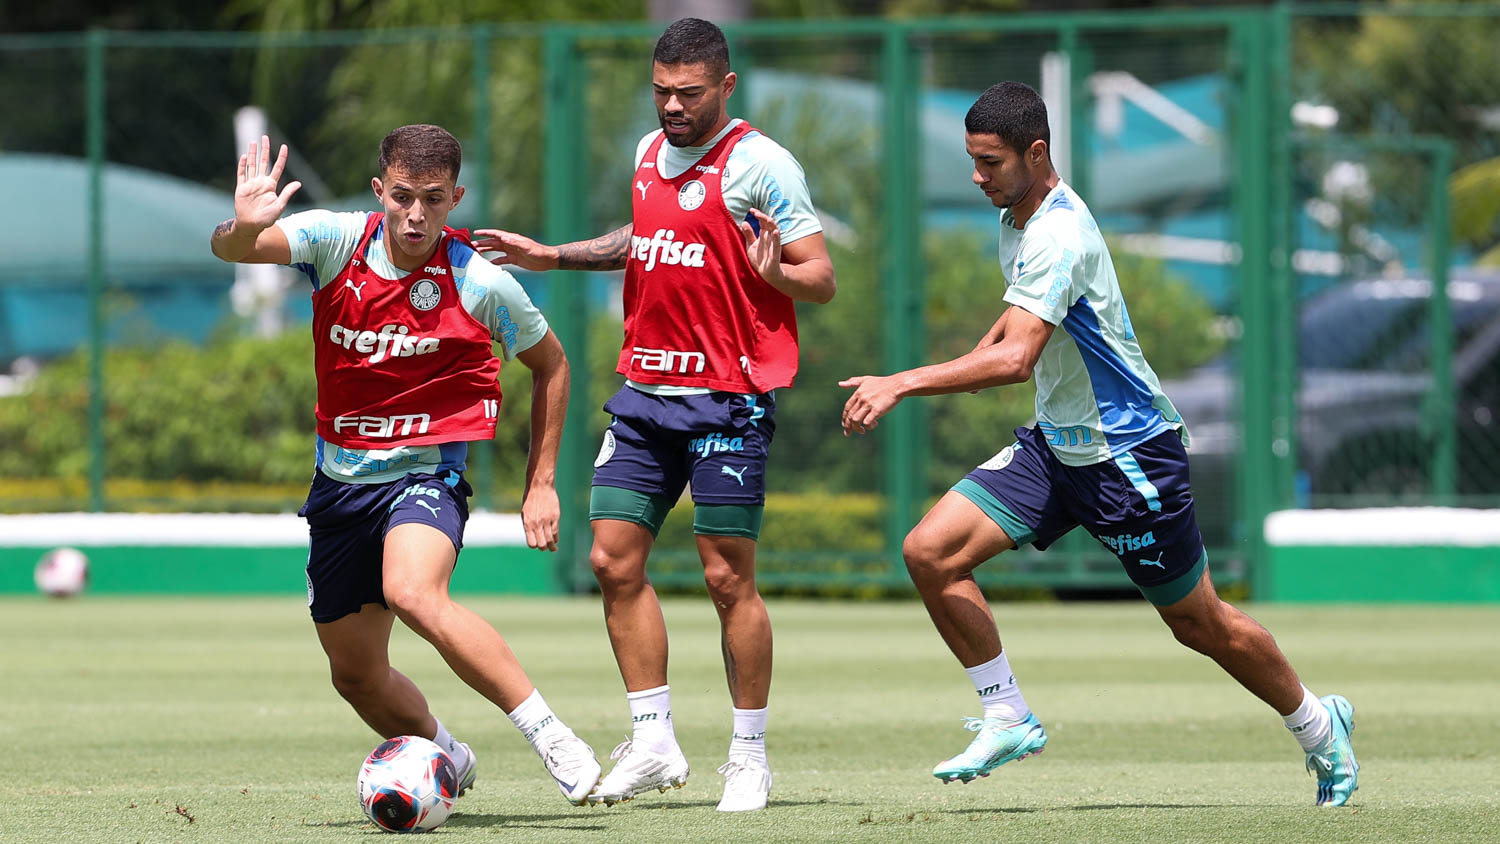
left=998, top=182, right=1187, bottom=467
left=276, top=210, right=549, bottom=484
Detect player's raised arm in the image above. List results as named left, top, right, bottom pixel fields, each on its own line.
left=514, top=329, right=570, bottom=552
left=210, top=135, right=302, bottom=264
left=472, top=224, right=634, bottom=272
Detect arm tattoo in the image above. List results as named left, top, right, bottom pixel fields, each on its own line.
left=556, top=224, right=632, bottom=271
left=212, top=218, right=234, bottom=238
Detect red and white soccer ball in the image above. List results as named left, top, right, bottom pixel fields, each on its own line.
left=357, top=735, right=459, bottom=834
left=34, top=547, right=89, bottom=598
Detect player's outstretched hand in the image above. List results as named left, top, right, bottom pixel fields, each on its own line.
left=522, top=484, right=560, bottom=552
left=838, top=374, right=905, bottom=437
left=235, top=135, right=301, bottom=232
left=472, top=229, right=560, bottom=271
left=738, top=208, right=784, bottom=285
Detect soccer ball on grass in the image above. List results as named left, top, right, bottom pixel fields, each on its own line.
left=357, top=735, right=459, bottom=833
left=34, top=547, right=89, bottom=598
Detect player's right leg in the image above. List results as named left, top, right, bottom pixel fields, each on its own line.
left=903, top=492, right=1047, bottom=782
left=585, top=517, right=691, bottom=805
left=904, top=430, right=1068, bottom=783
left=586, top=390, right=693, bottom=806
left=303, top=473, right=482, bottom=796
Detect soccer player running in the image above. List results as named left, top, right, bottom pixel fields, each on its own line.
left=474, top=18, right=836, bottom=813
left=210, top=126, right=602, bottom=807
left=839, top=82, right=1358, bottom=807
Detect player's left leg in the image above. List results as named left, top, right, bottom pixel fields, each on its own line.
left=688, top=392, right=777, bottom=811
left=696, top=530, right=775, bottom=811
left=1098, top=432, right=1357, bottom=807
left=1154, top=568, right=1358, bottom=806
left=382, top=478, right=601, bottom=806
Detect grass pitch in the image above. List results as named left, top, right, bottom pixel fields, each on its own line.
left=4, top=595, right=1497, bottom=842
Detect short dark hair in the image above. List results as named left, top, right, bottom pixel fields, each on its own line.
left=965, top=82, right=1051, bottom=157
left=653, top=17, right=731, bottom=78
left=378, top=124, right=462, bottom=182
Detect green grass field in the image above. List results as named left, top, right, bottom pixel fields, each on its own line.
left=4, top=596, right=1497, bottom=842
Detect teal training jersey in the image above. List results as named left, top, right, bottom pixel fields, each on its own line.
left=998, top=182, right=1187, bottom=467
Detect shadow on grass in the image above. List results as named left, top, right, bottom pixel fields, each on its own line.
left=945, top=803, right=1240, bottom=815
left=306, top=798, right=873, bottom=833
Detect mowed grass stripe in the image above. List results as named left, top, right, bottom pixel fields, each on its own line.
left=3, top=596, right=1496, bottom=842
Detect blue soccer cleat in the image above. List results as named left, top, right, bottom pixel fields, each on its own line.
left=933, top=714, right=1048, bottom=783
left=1306, top=694, right=1359, bottom=807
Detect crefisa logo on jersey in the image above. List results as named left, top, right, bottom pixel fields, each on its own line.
left=409, top=278, right=442, bottom=311
left=678, top=180, right=707, bottom=211
left=630, top=229, right=707, bottom=272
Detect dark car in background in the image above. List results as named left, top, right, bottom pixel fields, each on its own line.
left=1165, top=269, right=1500, bottom=548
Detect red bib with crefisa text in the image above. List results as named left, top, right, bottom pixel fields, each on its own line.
left=619, top=122, right=799, bottom=393
left=313, top=212, right=502, bottom=449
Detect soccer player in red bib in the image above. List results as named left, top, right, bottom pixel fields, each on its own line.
left=476, top=19, right=836, bottom=812
left=211, top=125, right=602, bottom=807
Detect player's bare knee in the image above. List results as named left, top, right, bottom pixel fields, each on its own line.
left=902, top=529, right=952, bottom=584
left=589, top=546, right=645, bottom=596
left=329, top=664, right=385, bottom=703
left=702, top=562, right=753, bottom=607
left=384, top=586, right=444, bottom=633
left=1164, top=610, right=1223, bottom=655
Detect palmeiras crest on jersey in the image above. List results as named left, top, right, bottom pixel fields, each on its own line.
left=678, top=180, right=707, bottom=211
left=409, top=278, right=442, bottom=311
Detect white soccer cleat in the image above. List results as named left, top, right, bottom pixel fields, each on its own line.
left=537, top=730, right=602, bottom=806
left=451, top=741, right=478, bottom=798
left=587, top=739, right=690, bottom=806
left=715, top=757, right=772, bottom=812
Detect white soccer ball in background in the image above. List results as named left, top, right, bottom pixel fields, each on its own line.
left=34, top=547, right=89, bottom=598
left=357, top=735, right=459, bottom=833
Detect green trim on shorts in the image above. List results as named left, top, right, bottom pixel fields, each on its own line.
left=692, top=503, right=763, bottom=540
left=589, top=485, right=674, bottom=537
left=1138, top=550, right=1208, bottom=607
left=951, top=478, right=1037, bottom=547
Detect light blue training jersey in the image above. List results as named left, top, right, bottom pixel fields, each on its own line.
left=277, top=210, right=549, bottom=484
left=998, top=182, right=1187, bottom=467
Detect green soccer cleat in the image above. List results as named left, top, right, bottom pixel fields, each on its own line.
left=1306, top=694, right=1359, bottom=807
left=932, top=714, right=1047, bottom=784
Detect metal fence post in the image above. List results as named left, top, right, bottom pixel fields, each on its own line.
left=543, top=27, right=591, bottom=590
left=1059, top=24, right=1093, bottom=200
left=1229, top=13, right=1277, bottom=598
left=1426, top=138, right=1456, bottom=502
left=880, top=23, right=924, bottom=575
left=86, top=29, right=107, bottom=513
left=1269, top=3, right=1299, bottom=510
left=469, top=23, right=495, bottom=511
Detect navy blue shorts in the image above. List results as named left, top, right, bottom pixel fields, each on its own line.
left=591, top=385, right=775, bottom=506
left=954, top=426, right=1207, bottom=606
left=298, top=470, right=471, bottom=623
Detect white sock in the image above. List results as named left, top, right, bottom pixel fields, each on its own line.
left=728, top=706, right=768, bottom=766
left=1283, top=686, right=1332, bottom=752
left=506, top=689, right=568, bottom=752
left=965, top=651, right=1030, bottom=723
left=627, top=685, right=678, bottom=754
left=430, top=718, right=471, bottom=768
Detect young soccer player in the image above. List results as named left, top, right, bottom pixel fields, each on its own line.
left=474, top=18, right=836, bottom=812
left=211, top=125, right=602, bottom=806
left=839, top=82, right=1359, bottom=807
